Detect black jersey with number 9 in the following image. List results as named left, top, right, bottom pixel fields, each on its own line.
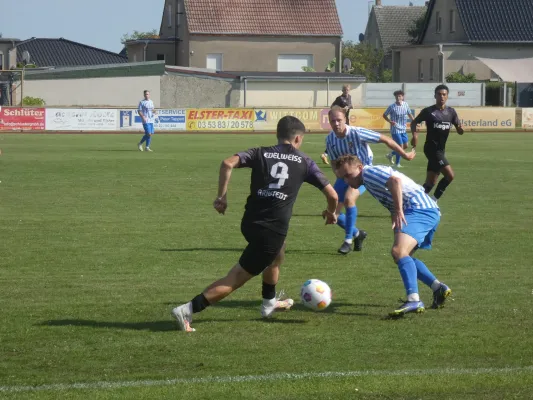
left=236, top=143, right=329, bottom=235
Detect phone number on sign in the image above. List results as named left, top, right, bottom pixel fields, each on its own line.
left=193, top=120, right=253, bottom=130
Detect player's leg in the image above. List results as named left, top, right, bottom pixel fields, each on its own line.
left=138, top=123, right=150, bottom=151
left=433, top=162, right=454, bottom=200
left=423, top=151, right=441, bottom=194
left=390, top=132, right=403, bottom=166
left=385, top=130, right=395, bottom=164
left=395, top=134, right=409, bottom=167
left=172, top=263, right=254, bottom=332
left=389, top=231, right=425, bottom=316
left=145, top=124, right=155, bottom=151
left=261, top=241, right=294, bottom=318
left=338, top=186, right=366, bottom=254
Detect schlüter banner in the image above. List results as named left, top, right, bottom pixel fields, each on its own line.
left=254, top=109, right=323, bottom=131
left=187, top=109, right=254, bottom=131
left=0, top=107, right=45, bottom=130
left=45, top=109, right=118, bottom=131
left=119, top=109, right=186, bottom=131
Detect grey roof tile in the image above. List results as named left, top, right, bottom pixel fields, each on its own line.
left=16, top=38, right=127, bottom=68
left=373, top=6, right=427, bottom=52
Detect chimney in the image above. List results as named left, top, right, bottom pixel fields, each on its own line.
left=376, top=0, right=382, bottom=6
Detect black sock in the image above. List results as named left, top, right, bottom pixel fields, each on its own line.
left=434, top=178, right=451, bottom=199
left=262, top=282, right=276, bottom=300
left=191, top=293, right=210, bottom=313
left=423, top=183, right=434, bottom=194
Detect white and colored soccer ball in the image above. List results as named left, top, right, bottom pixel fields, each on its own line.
left=300, top=279, right=332, bottom=311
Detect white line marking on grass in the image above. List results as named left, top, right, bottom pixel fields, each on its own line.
left=1, top=366, right=533, bottom=393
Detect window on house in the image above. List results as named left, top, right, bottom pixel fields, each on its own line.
left=436, top=11, right=442, bottom=33
left=0, top=52, right=3, bottom=70
left=418, top=59, right=424, bottom=81
left=277, top=54, right=313, bottom=72
left=429, top=58, right=434, bottom=80
left=206, top=53, right=223, bottom=70
left=157, top=54, right=165, bottom=61
left=449, top=10, right=456, bottom=32
left=167, top=4, right=172, bottom=28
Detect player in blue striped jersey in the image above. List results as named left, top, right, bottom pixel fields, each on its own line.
left=383, top=90, right=415, bottom=168
left=137, top=90, right=158, bottom=152
left=333, top=155, right=452, bottom=317
left=324, top=106, right=416, bottom=255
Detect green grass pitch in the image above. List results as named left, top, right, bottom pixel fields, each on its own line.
left=1, top=132, right=533, bottom=399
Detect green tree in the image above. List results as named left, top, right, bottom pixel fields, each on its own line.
left=380, top=69, right=393, bottom=83
left=121, top=29, right=159, bottom=45
left=342, top=41, right=384, bottom=82
left=301, top=66, right=316, bottom=72
left=407, top=13, right=427, bottom=43
left=445, top=72, right=477, bottom=83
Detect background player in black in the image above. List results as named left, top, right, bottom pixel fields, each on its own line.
left=171, top=116, right=338, bottom=332
left=411, top=84, right=464, bottom=200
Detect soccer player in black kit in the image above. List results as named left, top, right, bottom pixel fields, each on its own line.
left=411, top=84, right=464, bottom=200
left=171, top=116, right=338, bottom=332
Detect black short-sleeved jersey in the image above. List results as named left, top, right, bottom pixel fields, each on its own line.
left=414, top=105, right=460, bottom=151
left=236, top=143, right=329, bottom=235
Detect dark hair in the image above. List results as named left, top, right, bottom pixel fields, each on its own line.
left=144, top=90, right=150, bottom=95
left=277, top=116, right=306, bottom=140
left=393, top=90, right=404, bottom=96
left=434, top=84, right=449, bottom=94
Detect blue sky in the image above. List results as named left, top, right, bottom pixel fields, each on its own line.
left=2, top=0, right=427, bottom=53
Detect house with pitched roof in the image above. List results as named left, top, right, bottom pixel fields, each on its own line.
left=391, top=0, right=533, bottom=82
left=364, top=0, right=427, bottom=70
left=125, top=0, right=343, bottom=72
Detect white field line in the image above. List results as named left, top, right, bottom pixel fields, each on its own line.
left=1, top=366, right=533, bottom=393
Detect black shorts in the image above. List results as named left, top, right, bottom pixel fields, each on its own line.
left=424, top=148, right=449, bottom=173
left=239, top=221, right=286, bottom=276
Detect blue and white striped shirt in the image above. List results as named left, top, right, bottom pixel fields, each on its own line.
left=362, top=165, right=439, bottom=213
left=384, top=101, right=411, bottom=134
left=138, top=99, right=156, bottom=123
left=325, top=126, right=381, bottom=166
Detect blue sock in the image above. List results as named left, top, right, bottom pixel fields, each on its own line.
left=397, top=256, right=419, bottom=296
left=413, top=258, right=437, bottom=288
left=146, top=135, right=152, bottom=148
left=394, top=153, right=401, bottom=165
left=140, top=134, right=148, bottom=144
left=344, top=206, right=358, bottom=239
left=358, top=185, right=366, bottom=195
left=336, top=213, right=346, bottom=230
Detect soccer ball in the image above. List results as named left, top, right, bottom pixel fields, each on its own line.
left=300, top=279, right=332, bottom=311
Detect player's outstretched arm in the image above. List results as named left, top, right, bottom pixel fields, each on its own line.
left=321, top=184, right=338, bottom=225
left=386, top=175, right=406, bottom=230
left=214, top=155, right=240, bottom=215
left=453, top=110, right=464, bottom=135
left=379, top=135, right=416, bottom=161
left=410, top=110, right=426, bottom=148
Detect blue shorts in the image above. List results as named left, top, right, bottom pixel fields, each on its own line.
left=143, top=123, right=155, bottom=134
left=333, top=178, right=366, bottom=203
left=398, top=208, right=440, bottom=250
left=392, top=132, right=409, bottom=145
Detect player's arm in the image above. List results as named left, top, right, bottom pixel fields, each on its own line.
left=382, top=106, right=395, bottom=125
left=213, top=155, right=240, bottom=215
left=386, top=174, right=406, bottom=230
left=410, top=108, right=426, bottom=148
left=304, top=159, right=338, bottom=225
left=322, top=184, right=338, bottom=225
left=378, top=134, right=415, bottom=161
left=453, top=110, right=464, bottom=135
left=138, top=102, right=146, bottom=124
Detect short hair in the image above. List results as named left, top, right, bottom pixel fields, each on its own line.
left=144, top=90, right=150, bottom=95
left=393, top=90, right=404, bottom=96
left=333, top=155, right=363, bottom=170
left=328, top=105, right=346, bottom=119
left=342, top=84, right=351, bottom=91
left=276, top=116, right=306, bottom=140
left=434, top=84, right=449, bottom=94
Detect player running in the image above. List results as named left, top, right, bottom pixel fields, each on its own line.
left=383, top=90, right=415, bottom=168
left=137, top=90, right=158, bottom=152
left=410, top=84, right=464, bottom=200
left=333, top=155, right=452, bottom=317
left=325, top=106, right=416, bottom=255
left=171, top=116, right=338, bottom=332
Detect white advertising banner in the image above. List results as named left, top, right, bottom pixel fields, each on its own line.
left=45, top=109, right=118, bottom=131
left=119, top=109, right=186, bottom=131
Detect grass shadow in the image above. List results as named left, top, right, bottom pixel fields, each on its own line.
left=161, top=248, right=335, bottom=255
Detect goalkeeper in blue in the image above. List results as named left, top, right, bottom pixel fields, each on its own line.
left=333, top=154, right=451, bottom=317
